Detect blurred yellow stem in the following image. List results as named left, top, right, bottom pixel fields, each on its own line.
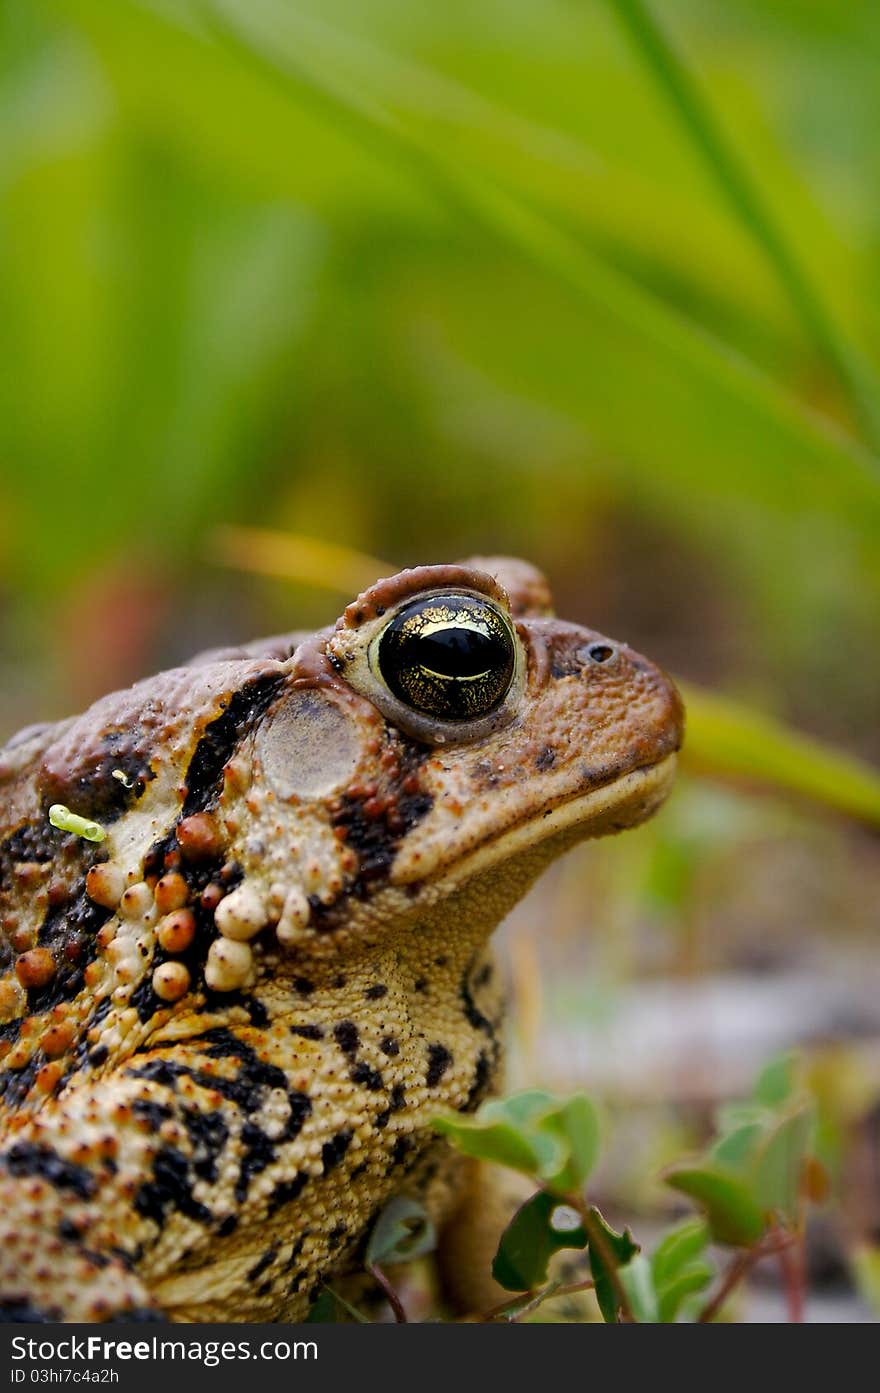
left=211, top=525, right=392, bottom=597
left=680, top=682, right=880, bottom=828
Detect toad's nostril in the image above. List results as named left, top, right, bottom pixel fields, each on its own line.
left=582, top=642, right=615, bottom=665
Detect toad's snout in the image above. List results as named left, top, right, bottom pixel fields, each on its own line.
left=524, top=617, right=685, bottom=777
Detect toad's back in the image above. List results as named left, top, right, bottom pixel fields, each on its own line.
left=0, top=557, right=683, bottom=1321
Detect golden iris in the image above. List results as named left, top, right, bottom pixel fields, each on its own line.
left=378, top=594, right=515, bottom=721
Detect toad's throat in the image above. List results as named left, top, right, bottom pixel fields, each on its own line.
left=392, top=752, right=678, bottom=893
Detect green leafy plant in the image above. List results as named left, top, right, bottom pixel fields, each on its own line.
left=425, top=1053, right=823, bottom=1323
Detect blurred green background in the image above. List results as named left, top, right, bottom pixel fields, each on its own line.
left=2, top=0, right=880, bottom=1319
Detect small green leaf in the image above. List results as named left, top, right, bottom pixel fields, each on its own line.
left=751, top=1103, right=815, bottom=1222
left=365, top=1196, right=436, bottom=1267
left=538, top=1094, right=602, bottom=1194
left=753, top=1052, right=800, bottom=1108
left=479, top=1090, right=558, bottom=1129
left=492, top=1191, right=587, bottom=1292
left=656, top=1264, right=714, bottom=1324
left=619, top=1254, right=658, bottom=1323
left=651, top=1218, right=710, bottom=1289
left=714, top=1100, right=765, bottom=1134
left=711, top=1121, right=765, bottom=1170
left=432, top=1114, right=559, bottom=1177
left=433, top=1088, right=598, bottom=1190
left=585, top=1207, right=639, bottom=1323
left=664, top=1165, right=765, bottom=1247
left=651, top=1220, right=714, bottom=1323
left=621, top=1221, right=714, bottom=1323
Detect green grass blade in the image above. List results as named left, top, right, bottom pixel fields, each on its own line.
left=198, top=0, right=880, bottom=530
left=48, top=0, right=880, bottom=571
left=605, top=0, right=880, bottom=448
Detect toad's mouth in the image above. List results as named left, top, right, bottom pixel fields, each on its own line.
left=393, top=752, right=679, bottom=896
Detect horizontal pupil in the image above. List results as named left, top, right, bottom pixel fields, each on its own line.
left=414, top=627, right=500, bottom=678
left=377, top=595, right=516, bottom=722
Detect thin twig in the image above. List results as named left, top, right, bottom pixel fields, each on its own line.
left=479, top=1276, right=597, bottom=1323
left=509, top=1279, right=562, bottom=1322
left=570, top=1197, right=636, bottom=1323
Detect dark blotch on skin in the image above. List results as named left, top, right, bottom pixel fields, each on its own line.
left=535, top=746, right=556, bottom=771
left=391, top=1137, right=413, bottom=1167
left=31, top=891, right=110, bottom=1014
left=330, top=738, right=433, bottom=894
left=268, top=1171, right=308, bottom=1217
left=182, top=1108, right=229, bottom=1185
left=462, top=1051, right=492, bottom=1112
left=131, top=1099, right=173, bottom=1130
left=181, top=674, right=285, bottom=817
left=236, top=1123, right=277, bottom=1203
left=2, top=1142, right=96, bottom=1200
left=460, top=968, right=494, bottom=1035
left=134, top=1147, right=212, bottom=1226
left=130, top=974, right=162, bottom=1025
left=126, top=1037, right=311, bottom=1153
left=380, top=1036, right=399, bottom=1057
left=351, top=1061, right=384, bottom=1091
left=426, top=1043, right=452, bottom=1087
left=365, top=984, right=387, bottom=1000
left=321, top=1130, right=353, bottom=1175
left=127, top=1058, right=181, bottom=1090
left=285, top=1235, right=307, bottom=1271
left=473, top=962, right=493, bottom=989
left=41, top=743, right=154, bottom=826
left=333, top=1021, right=359, bottom=1057
left=248, top=1246, right=279, bottom=1282
left=289, top=1024, right=323, bottom=1040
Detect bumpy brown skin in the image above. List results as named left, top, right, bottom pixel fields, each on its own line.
left=0, top=558, right=683, bottom=1322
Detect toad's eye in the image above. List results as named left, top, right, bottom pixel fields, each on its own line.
left=377, top=594, right=516, bottom=721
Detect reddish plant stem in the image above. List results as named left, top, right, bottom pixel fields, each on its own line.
left=778, top=1232, right=806, bottom=1323
left=368, top=1263, right=408, bottom=1323
left=698, top=1229, right=796, bottom=1324
left=697, top=1250, right=754, bottom=1323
